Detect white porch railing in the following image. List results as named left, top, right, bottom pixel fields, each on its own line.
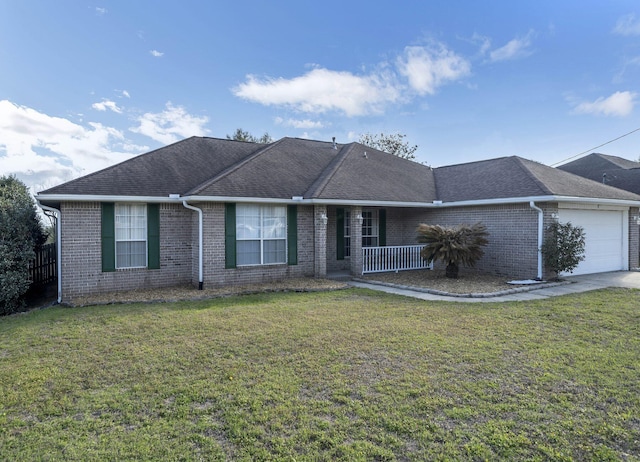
left=362, top=245, right=433, bottom=274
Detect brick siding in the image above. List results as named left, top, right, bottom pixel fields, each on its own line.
left=60, top=202, right=193, bottom=302
left=59, top=200, right=640, bottom=302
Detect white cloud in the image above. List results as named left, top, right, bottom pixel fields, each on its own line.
left=489, top=31, right=535, bottom=62
left=92, top=99, right=122, bottom=113
left=233, top=41, right=471, bottom=116
left=613, top=56, right=640, bottom=84
left=572, top=91, right=637, bottom=117
left=274, top=117, right=324, bottom=129
left=120, top=90, right=131, bottom=98
left=130, top=102, right=210, bottom=144
left=233, top=67, right=402, bottom=117
left=95, top=7, right=107, bottom=15
left=397, top=45, right=471, bottom=96
left=613, top=13, right=640, bottom=36
left=471, top=33, right=492, bottom=56
left=150, top=50, right=164, bottom=57
left=0, top=100, right=138, bottom=192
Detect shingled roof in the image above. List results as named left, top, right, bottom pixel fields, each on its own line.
left=435, top=156, right=640, bottom=202
left=38, top=137, right=640, bottom=205
left=557, top=153, right=640, bottom=195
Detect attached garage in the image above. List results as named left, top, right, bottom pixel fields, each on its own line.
left=557, top=207, right=628, bottom=275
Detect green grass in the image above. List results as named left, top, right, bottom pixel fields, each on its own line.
left=1, top=288, right=639, bottom=461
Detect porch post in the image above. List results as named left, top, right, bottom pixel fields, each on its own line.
left=314, top=205, right=327, bottom=278
left=350, top=206, right=363, bottom=276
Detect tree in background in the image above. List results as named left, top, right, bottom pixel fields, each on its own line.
left=417, top=222, right=489, bottom=279
left=541, top=221, right=586, bottom=280
left=226, top=128, right=274, bottom=144
left=0, top=176, right=47, bottom=315
left=359, top=133, right=419, bottom=161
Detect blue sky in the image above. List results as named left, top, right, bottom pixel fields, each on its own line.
left=2, top=1, right=640, bottom=194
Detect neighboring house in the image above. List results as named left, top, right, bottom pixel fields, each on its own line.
left=36, top=137, right=640, bottom=304
left=558, top=153, right=640, bottom=195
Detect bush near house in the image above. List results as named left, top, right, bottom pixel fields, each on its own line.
left=0, top=175, right=47, bottom=315
left=541, top=221, right=586, bottom=280
left=417, top=222, right=489, bottom=278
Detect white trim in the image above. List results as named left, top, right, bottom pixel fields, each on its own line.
left=36, top=193, right=640, bottom=209
left=529, top=201, right=544, bottom=280
left=557, top=202, right=629, bottom=211
left=114, top=203, right=148, bottom=270
left=182, top=201, right=204, bottom=290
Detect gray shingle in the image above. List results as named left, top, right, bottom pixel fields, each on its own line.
left=557, top=153, right=640, bottom=195
left=39, top=137, right=262, bottom=196
left=38, top=138, right=640, bottom=204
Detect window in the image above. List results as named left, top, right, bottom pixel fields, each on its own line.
left=344, top=211, right=351, bottom=257
left=362, top=209, right=379, bottom=247
left=115, top=204, right=147, bottom=268
left=236, top=204, right=287, bottom=265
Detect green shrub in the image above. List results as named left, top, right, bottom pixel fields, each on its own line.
left=417, top=222, right=489, bottom=278
left=541, top=221, right=586, bottom=280
left=0, top=176, right=46, bottom=315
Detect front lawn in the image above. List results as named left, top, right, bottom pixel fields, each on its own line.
left=1, top=288, right=639, bottom=461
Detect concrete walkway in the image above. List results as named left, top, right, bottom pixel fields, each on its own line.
left=349, top=271, right=640, bottom=303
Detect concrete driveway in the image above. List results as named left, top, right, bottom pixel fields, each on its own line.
left=564, top=271, right=640, bottom=290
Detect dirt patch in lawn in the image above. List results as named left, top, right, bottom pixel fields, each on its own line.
left=45, top=269, right=554, bottom=308
left=66, top=278, right=349, bottom=307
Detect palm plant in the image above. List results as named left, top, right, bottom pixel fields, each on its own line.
left=417, top=222, right=489, bottom=279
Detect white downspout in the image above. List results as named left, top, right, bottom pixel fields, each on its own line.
left=182, top=200, right=204, bottom=290
left=529, top=201, right=544, bottom=280
left=37, top=202, right=62, bottom=304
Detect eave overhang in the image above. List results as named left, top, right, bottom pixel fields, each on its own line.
left=36, top=193, right=640, bottom=209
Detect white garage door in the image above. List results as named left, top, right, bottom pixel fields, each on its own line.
left=557, top=209, right=627, bottom=275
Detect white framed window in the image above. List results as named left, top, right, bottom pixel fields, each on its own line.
left=236, top=204, right=287, bottom=265
left=115, top=204, right=147, bottom=269
left=362, top=209, right=379, bottom=247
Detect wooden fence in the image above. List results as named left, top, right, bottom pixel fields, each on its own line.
left=29, top=243, right=57, bottom=286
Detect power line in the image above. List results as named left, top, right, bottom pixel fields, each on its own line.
left=550, top=126, right=640, bottom=167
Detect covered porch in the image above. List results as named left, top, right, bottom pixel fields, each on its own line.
left=316, top=204, right=431, bottom=278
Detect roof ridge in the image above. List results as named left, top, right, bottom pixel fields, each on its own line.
left=596, top=152, right=640, bottom=169
left=512, top=156, right=553, bottom=195
left=304, top=143, right=356, bottom=198
left=185, top=139, right=284, bottom=195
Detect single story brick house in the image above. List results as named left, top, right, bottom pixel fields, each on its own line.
left=37, top=137, right=640, bottom=304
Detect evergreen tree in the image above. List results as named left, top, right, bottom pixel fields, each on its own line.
left=0, top=176, right=46, bottom=314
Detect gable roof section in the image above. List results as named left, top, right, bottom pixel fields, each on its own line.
left=190, top=138, right=340, bottom=199
left=39, top=136, right=438, bottom=203
left=39, top=137, right=262, bottom=197
left=557, top=153, right=640, bottom=195
left=434, top=156, right=640, bottom=202
left=308, top=143, right=437, bottom=202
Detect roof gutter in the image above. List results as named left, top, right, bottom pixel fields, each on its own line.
left=182, top=200, right=204, bottom=290
left=36, top=201, right=62, bottom=304
left=36, top=194, right=640, bottom=209
left=529, top=201, right=544, bottom=281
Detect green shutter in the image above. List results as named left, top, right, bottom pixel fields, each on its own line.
left=147, top=203, right=160, bottom=269
left=336, top=208, right=345, bottom=260
left=379, top=209, right=386, bottom=247
left=225, top=203, right=236, bottom=269
left=287, top=205, right=298, bottom=265
left=101, top=203, right=116, bottom=272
